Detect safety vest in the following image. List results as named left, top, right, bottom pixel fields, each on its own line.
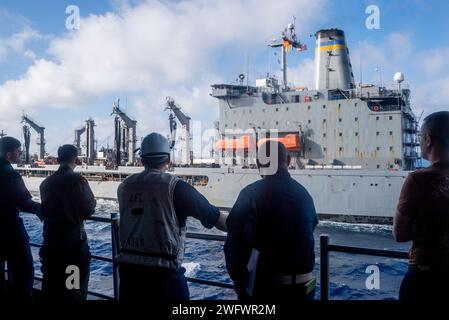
left=117, top=169, right=183, bottom=270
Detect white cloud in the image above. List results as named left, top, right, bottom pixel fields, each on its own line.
left=0, top=0, right=326, bottom=153
left=386, top=32, right=413, bottom=60
left=287, top=57, right=315, bottom=89
left=0, top=27, right=43, bottom=62
left=418, top=47, right=449, bottom=76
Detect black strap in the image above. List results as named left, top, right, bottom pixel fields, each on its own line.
left=120, top=248, right=177, bottom=261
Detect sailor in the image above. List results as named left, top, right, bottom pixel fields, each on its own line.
left=224, top=140, right=318, bottom=301
left=117, top=132, right=227, bottom=301
left=394, top=111, right=449, bottom=301
left=39, top=144, right=96, bottom=301
left=0, top=137, right=41, bottom=302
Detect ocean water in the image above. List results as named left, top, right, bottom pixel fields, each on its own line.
left=22, top=199, right=410, bottom=300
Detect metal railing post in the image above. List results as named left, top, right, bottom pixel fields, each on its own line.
left=110, top=212, right=120, bottom=300
left=320, top=234, right=330, bottom=301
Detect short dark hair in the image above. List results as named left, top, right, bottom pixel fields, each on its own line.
left=257, top=140, right=288, bottom=171
left=0, top=137, right=21, bottom=158
left=57, top=144, right=78, bottom=164
left=141, top=155, right=169, bottom=169
left=422, top=111, right=449, bottom=150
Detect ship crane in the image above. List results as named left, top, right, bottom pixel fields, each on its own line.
left=74, top=126, right=86, bottom=155
left=23, top=125, right=31, bottom=164
left=74, top=118, right=96, bottom=164
left=165, top=97, right=192, bottom=165
left=21, top=114, right=45, bottom=160
left=111, top=99, right=137, bottom=166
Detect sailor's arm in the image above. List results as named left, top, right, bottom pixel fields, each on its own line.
left=15, top=173, right=41, bottom=219
left=393, top=174, right=417, bottom=242
left=78, top=176, right=96, bottom=219
left=173, top=180, right=227, bottom=231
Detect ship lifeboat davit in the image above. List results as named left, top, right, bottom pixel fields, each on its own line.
left=215, top=135, right=253, bottom=151
left=215, top=134, right=301, bottom=152
left=257, top=133, right=301, bottom=152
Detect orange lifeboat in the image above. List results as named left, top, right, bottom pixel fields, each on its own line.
left=257, top=133, right=301, bottom=151
left=215, top=135, right=253, bottom=151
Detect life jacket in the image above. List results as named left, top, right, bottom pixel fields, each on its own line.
left=117, top=169, right=183, bottom=270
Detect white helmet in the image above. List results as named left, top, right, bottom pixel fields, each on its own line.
left=138, top=132, right=170, bottom=159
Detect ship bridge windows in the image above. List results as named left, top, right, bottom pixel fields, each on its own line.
left=367, top=97, right=403, bottom=112
left=328, top=89, right=353, bottom=101
left=262, top=92, right=288, bottom=105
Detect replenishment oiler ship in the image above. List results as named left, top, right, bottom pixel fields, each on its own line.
left=13, top=22, right=420, bottom=224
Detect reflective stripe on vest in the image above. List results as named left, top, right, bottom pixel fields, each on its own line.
left=117, top=169, right=184, bottom=269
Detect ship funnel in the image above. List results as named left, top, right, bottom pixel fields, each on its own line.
left=314, top=29, right=355, bottom=90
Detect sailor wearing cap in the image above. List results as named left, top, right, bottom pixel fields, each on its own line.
left=117, top=133, right=227, bottom=301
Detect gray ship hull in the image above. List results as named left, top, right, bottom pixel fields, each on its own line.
left=21, top=166, right=408, bottom=223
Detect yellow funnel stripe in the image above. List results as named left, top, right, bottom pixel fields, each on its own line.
left=316, top=44, right=346, bottom=51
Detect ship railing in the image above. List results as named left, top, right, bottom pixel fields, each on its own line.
left=13, top=213, right=410, bottom=300
left=319, top=234, right=408, bottom=301
left=13, top=212, right=233, bottom=300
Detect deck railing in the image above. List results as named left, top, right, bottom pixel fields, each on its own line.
left=9, top=213, right=410, bottom=300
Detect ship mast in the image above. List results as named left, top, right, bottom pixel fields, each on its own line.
left=268, top=19, right=306, bottom=90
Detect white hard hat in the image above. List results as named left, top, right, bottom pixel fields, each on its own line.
left=137, top=132, right=170, bottom=159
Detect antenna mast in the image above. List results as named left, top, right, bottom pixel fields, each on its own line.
left=268, top=18, right=306, bottom=91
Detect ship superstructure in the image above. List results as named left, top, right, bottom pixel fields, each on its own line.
left=212, top=26, right=419, bottom=171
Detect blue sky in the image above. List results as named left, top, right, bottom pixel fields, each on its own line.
left=0, top=0, right=448, bottom=156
